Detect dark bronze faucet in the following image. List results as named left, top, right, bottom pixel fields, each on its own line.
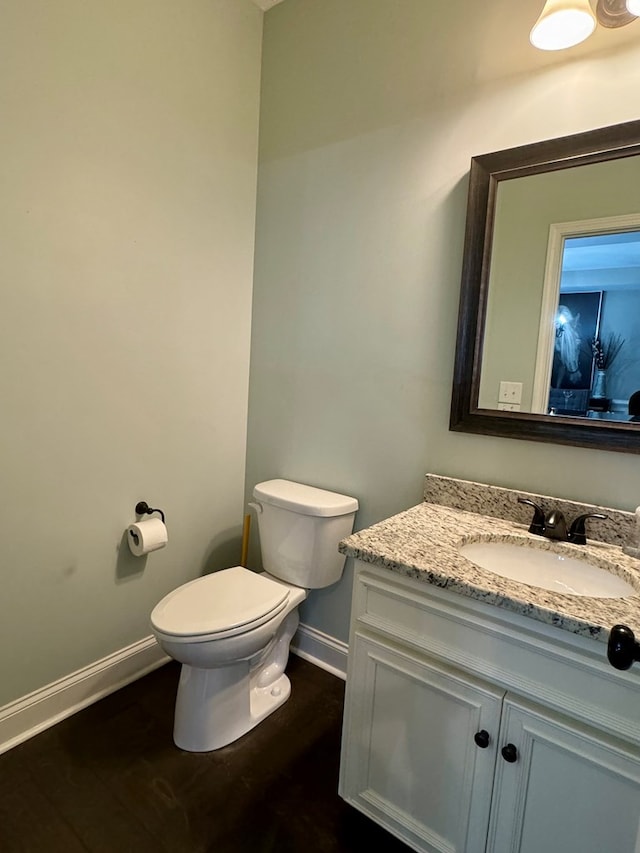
left=517, top=498, right=607, bottom=545
left=543, top=508, right=569, bottom=540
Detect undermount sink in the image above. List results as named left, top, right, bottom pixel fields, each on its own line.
left=459, top=540, right=635, bottom=598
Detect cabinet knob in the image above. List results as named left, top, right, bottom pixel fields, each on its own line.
left=474, top=730, right=490, bottom=749
left=501, top=743, right=518, bottom=763
left=607, top=624, right=640, bottom=671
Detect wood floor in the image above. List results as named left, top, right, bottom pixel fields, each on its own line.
left=0, top=655, right=411, bottom=852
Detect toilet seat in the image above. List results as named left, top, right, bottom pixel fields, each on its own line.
left=150, top=566, right=290, bottom=642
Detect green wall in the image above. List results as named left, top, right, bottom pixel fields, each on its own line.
left=246, top=0, right=640, bottom=643
left=0, top=0, right=262, bottom=707
left=6, top=0, right=640, bottom=707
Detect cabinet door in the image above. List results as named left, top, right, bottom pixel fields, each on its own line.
left=339, top=633, right=504, bottom=853
left=487, top=696, right=640, bottom=853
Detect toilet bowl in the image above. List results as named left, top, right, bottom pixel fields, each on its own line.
left=150, top=479, right=358, bottom=752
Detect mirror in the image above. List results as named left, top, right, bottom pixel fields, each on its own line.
left=450, top=119, right=640, bottom=454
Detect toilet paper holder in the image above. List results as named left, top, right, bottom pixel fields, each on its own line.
left=135, top=501, right=166, bottom=524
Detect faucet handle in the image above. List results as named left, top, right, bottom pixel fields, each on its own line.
left=568, top=512, right=607, bottom=545
left=517, top=498, right=545, bottom=536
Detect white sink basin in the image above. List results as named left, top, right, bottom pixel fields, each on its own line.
left=459, top=541, right=635, bottom=598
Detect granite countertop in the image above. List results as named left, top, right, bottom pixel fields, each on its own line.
left=339, top=501, right=640, bottom=643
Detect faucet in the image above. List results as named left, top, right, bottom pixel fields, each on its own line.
left=517, top=498, right=607, bottom=545
left=543, top=508, right=568, bottom=541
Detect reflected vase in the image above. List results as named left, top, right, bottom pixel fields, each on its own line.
left=592, top=368, right=607, bottom=399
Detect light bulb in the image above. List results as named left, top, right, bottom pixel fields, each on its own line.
left=530, top=0, right=597, bottom=50
left=626, top=0, right=640, bottom=16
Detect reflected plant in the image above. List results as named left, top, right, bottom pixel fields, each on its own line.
left=592, top=333, right=625, bottom=370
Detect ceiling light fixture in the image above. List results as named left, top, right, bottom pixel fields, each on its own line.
left=530, top=0, right=597, bottom=50
left=530, top=0, right=638, bottom=51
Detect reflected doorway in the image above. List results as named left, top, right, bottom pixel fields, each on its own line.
left=533, top=217, right=640, bottom=422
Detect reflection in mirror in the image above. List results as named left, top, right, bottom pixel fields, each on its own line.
left=478, top=155, right=640, bottom=416
left=449, top=119, right=640, bottom=453
left=532, top=220, right=640, bottom=422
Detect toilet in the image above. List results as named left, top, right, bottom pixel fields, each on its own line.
left=150, top=479, right=358, bottom=752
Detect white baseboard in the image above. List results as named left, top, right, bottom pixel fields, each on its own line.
left=0, top=636, right=169, bottom=755
left=0, top=624, right=347, bottom=756
left=291, top=622, right=348, bottom=680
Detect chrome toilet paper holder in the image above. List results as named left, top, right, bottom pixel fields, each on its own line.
left=135, top=501, right=166, bottom=524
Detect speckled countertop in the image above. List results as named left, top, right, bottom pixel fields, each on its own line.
left=339, top=476, right=640, bottom=644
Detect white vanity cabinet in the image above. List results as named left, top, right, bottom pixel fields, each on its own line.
left=339, top=563, right=640, bottom=853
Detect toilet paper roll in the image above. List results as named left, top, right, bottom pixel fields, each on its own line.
left=127, top=518, right=168, bottom=557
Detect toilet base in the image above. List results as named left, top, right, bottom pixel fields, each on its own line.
left=172, top=662, right=292, bottom=752
left=172, top=609, right=300, bottom=752
left=250, top=671, right=291, bottom=727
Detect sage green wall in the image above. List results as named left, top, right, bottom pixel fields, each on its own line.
left=246, top=0, right=640, bottom=643
left=479, top=158, right=640, bottom=410
left=0, top=0, right=262, bottom=707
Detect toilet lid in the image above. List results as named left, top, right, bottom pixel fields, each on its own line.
left=150, top=566, right=290, bottom=638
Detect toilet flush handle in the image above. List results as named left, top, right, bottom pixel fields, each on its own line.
left=247, top=501, right=263, bottom=514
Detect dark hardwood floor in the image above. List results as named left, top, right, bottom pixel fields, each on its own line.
left=0, top=656, right=411, bottom=852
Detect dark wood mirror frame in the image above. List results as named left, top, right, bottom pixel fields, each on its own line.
left=450, top=119, right=640, bottom=455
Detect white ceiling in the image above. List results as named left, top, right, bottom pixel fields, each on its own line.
left=561, top=231, right=640, bottom=293
left=563, top=232, right=640, bottom=272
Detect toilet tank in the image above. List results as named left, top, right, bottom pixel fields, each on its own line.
left=252, top=479, right=359, bottom=588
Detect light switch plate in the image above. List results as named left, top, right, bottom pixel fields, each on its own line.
left=499, top=381, right=523, bottom=404
left=497, top=402, right=521, bottom=411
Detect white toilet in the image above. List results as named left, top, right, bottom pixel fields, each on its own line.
left=150, top=479, right=358, bottom=752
